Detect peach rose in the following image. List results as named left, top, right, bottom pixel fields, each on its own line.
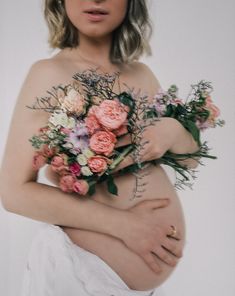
left=59, top=175, right=76, bottom=193
left=95, top=99, right=128, bottom=130
left=61, top=88, right=85, bottom=115
left=85, top=115, right=101, bottom=135
left=89, top=130, right=117, bottom=156
left=73, top=180, right=89, bottom=195
left=32, top=152, right=46, bottom=170
left=205, top=97, right=220, bottom=119
left=88, top=156, right=108, bottom=173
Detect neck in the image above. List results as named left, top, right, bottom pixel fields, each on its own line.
left=73, top=34, right=116, bottom=70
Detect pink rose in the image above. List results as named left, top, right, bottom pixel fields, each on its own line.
left=69, top=163, right=81, bottom=176
left=59, top=175, right=76, bottom=193
left=32, top=152, right=46, bottom=170
left=173, top=98, right=184, bottom=105
left=88, top=156, right=108, bottom=173
left=95, top=99, right=128, bottom=130
left=51, top=155, right=68, bottom=173
left=73, top=180, right=89, bottom=195
left=89, top=130, right=117, bottom=156
left=42, top=144, right=56, bottom=158
left=85, top=115, right=101, bottom=135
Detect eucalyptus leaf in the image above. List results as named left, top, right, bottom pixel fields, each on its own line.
left=107, top=175, right=118, bottom=196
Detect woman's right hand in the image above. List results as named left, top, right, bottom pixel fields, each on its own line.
left=121, top=199, right=183, bottom=274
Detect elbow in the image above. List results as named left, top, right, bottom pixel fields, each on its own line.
left=0, top=180, right=21, bottom=213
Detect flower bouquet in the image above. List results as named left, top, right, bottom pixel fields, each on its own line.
left=28, top=70, right=224, bottom=197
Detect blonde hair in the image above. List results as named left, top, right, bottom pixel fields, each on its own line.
left=44, top=0, right=152, bottom=63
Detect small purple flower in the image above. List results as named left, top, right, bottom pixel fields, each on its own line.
left=65, top=121, right=89, bottom=154
left=154, top=102, right=167, bottom=116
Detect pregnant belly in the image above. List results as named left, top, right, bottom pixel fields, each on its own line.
left=60, top=164, right=186, bottom=291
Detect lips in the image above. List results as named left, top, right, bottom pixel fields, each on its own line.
left=83, top=7, right=109, bottom=22
left=84, top=8, right=109, bottom=15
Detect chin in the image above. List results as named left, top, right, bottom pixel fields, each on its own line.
left=79, top=29, right=112, bottom=40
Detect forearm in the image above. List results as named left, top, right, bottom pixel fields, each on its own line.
left=168, top=119, right=199, bottom=154
left=1, top=181, right=126, bottom=239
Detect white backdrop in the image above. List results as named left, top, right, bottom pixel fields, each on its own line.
left=0, top=1, right=235, bottom=295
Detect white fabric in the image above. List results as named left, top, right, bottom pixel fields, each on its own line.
left=20, top=224, right=165, bottom=296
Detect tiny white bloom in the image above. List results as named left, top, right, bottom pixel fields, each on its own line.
left=83, top=148, right=95, bottom=159
left=49, top=112, right=76, bottom=129
left=77, top=154, right=88, bottom=166
left=67, top=117, right=76, bottom=129
left=81, top=166, right=93, bottom=176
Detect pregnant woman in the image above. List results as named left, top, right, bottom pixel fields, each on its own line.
left=0, top=0, right=199, bottom=295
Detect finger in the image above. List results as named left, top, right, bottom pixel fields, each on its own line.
left=115, top=133, right=132, bottom=148
left=144, top=253, right=162, bottom=274
left=153, top=248, right=178, bottom=267
left=166, top=225, right=181, bottom=241
left=144, top=198, right=170, bottom=210
left=161, top=239, right=183, bottom=258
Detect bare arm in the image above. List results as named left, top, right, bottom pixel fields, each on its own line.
left=0, top=61, right=123, bottom=236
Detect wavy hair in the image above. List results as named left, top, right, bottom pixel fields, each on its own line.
left=44, top=0, right=152, bottom=63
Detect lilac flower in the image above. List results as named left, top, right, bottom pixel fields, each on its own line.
left=64, top=121, right=89, bottom=154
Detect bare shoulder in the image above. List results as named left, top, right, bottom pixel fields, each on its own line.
left=24, top=57, right=72, bottom=97
left=125, top=61, right=162, bottom=96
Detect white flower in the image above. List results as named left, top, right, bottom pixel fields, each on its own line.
left=49, top=112, right=76, bottom=129
left=81, top=166, right=93, bottom=176
left=83, top=148, right=95, bottom=159
left=76, top=154, right=88, bottom=166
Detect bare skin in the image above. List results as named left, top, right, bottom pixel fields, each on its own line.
left=0, top=0, right=199, bottom=291
left=41, top=49, right=198, bottom=291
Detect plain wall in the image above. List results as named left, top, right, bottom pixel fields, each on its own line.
left=0, top=0, right=234, bottom=295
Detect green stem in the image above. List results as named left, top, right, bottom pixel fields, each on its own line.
left=109, top=145, right=134, bottom=170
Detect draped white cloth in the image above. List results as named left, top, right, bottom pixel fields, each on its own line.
left=20, top=224, right=165, bottom=296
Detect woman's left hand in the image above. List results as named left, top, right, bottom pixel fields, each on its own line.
left=113, top=117, right=199, bottom=171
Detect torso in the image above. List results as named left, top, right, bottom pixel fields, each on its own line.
left=43, top=50, right=186, bottom=291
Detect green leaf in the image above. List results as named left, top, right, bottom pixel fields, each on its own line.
left=107, top=175, right=118, bottom=196
left=118, top=92, right=135, bottom=117
left=88, top=183, right=96, bottom=196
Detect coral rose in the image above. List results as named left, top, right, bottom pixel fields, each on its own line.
left=95, top=99, right=128, bottom=130
left=89, top=130, right=117, bottom=156
left=73, top=180, right=89, bottom=195
left=88, top=156, right=108, bottom=173
left=85, top=115, right=101, bottom=135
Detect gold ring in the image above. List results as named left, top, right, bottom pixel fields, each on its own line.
left=169, top=225, right=177, bottom=237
